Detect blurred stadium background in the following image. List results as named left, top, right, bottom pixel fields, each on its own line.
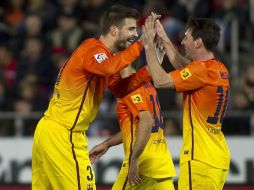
left=0, top=0, right=254, bottom=189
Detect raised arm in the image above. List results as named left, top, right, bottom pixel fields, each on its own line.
left=142, top=16, right=174, bottom=88
left=83, top=41, right=143, bottom=76
left=155, top=19, right=188, bottom=69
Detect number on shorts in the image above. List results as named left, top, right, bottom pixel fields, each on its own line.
left=87, top=165, right=93, bottom=181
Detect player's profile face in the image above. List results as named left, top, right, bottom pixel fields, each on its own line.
left=115, top=18, right=138, bottom=51
left=181, top=28, right=195, bottom=60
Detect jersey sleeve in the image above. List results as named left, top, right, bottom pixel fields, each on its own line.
left=83, top=41, right=143, bottom=76
left=122, top=87, right=149, bottom=118
left=170, top=61, right=208, bottom=92
left=108, top=66, right=151, bottom=98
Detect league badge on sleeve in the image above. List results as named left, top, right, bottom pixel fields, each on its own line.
left=180, top=68, right=192, bottom=80
left=131, top=94, right=143, bottom=104
left=94, top=53, right=108, bottom=63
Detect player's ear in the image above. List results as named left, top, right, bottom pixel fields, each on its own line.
left=194, top=38, right=202, bottom=49
left=110, top=25, right=119, bottom=36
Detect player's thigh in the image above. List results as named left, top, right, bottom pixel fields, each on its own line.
left=32, top=145, right=52, bottom=190
left=113, top=171, right=155, bottom=190
left=178, top=161, right=207, bottom=190
left=218, top=169, right=228, bottom=190
left=49, top=131, right=96, bottom=190
left=192, top=160, right=228, bottom=190
left=32, top=120, right=53, bottom=190
left=34, top=119, right=96, bottom=189
left=125, top=176, right=155, bottom=190
left=153, top=177, right=175, bottom=190
left=178, top=160, right=228, bottom=190
left=112, top=164, right=128, bottom=190
left=178, top=161, right=190, bottom=190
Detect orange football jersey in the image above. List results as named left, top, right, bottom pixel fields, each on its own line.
left=45, top=38, right=151, bottom=132
left=117, top=82, right=176, bottom=178
left=170, top=59, right=230, bottom=170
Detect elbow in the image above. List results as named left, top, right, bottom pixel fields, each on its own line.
left=103, top=69, right=117, bottom=76
left=153, top=74, right=174, bottom=88
left=153, top=79, right=172, bottom=88
left=139, top=112, right=153, bottom=131
left=153, top=82, right=166, bottom=88
left=97, top=65, right=119, bottom=76
left=145, top=115, right=154, bottom=131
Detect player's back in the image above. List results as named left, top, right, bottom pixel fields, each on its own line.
left=117, top=82, right=175, bottom=178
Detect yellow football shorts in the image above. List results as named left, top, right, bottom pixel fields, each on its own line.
left=178, top=160, right=228, bottom=190
left=32, top=116, right=96, bottom=190
left=112, top=161, right=175, bottom=190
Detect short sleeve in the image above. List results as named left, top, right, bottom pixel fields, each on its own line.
left=170, top=61, right=208, bottom=92
left=122, top=87, right=149, bottom=118
left=82, top=40, right=142, bottom=76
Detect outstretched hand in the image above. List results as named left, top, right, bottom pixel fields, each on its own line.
left=140, top=12, right=160, bottom=47
left=155, top=19, right=168, bottom=40
left=89, top=143, right=109, bottom=164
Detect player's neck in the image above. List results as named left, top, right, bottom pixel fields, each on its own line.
left=99, top=35, right=117, bottom=53
left=195, top=49, right=214, bottom=61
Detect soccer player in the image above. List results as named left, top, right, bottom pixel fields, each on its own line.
left=32, top=5, right=154, bottom=190
left=142, top=14, right=230, bottom=190
left=89, top=64, right=176, bottom=190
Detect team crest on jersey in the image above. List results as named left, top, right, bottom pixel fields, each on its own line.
left=94, top=53, right=108, bottom=63
left=180, top=68, right=192, bottom=80
left=131, top=94, right=142, bottom=104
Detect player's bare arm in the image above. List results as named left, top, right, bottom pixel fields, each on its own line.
left=154, top=18, right=188, bottom=69
left=89, top=132, right=122, bottom=164
left=155, top=37, right=165, bottom=64
left=128, top=111, right=153, bottom=185
left=142, top=15, right=174, bottom=89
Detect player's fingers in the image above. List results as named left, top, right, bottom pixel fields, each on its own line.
left=135, top=174, right=142, bottom=184
left=144, top=18, right=155, bottom=37
left=89, top=155, right=97, bottom=164
left=151, top=12, right=161, bottom=23
left=155, top=20, right=163, bottom=31
left=151, top=12, right=161, bottom=19
left=127, top=174, right=134, bottom=185
left=144, top=17, right=151, bottom=29
left=128, top=177, right=137, bottom=185
left=147, top=16, right=155, bottom=29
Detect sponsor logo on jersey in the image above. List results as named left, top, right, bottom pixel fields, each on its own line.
left=131, top=94, right=143, bottom=104
left=180, top=68, right=192, bottom=80
left=94, top=53, right=108, bottom=63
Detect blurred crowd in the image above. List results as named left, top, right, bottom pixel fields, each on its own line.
left=0, top=0, right=254, bottom=137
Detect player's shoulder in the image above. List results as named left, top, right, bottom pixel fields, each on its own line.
left=80, top=38, right=104, bottom=49
left=186, top=60, right=208, bottom=75
left=205, top=59, right=230, bottom=83
left=79, top=38, right=111, bottom=59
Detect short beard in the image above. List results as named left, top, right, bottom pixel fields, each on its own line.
left=115, top=39, right=127, bottom=51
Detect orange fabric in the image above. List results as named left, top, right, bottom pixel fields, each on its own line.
left=117, top=82, right=152, bottom=126
left=117, top=82, right=176, bottom=178
left=170, top=59, right=230, bottom=170
left=45, top=38, right=150, bottom=132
